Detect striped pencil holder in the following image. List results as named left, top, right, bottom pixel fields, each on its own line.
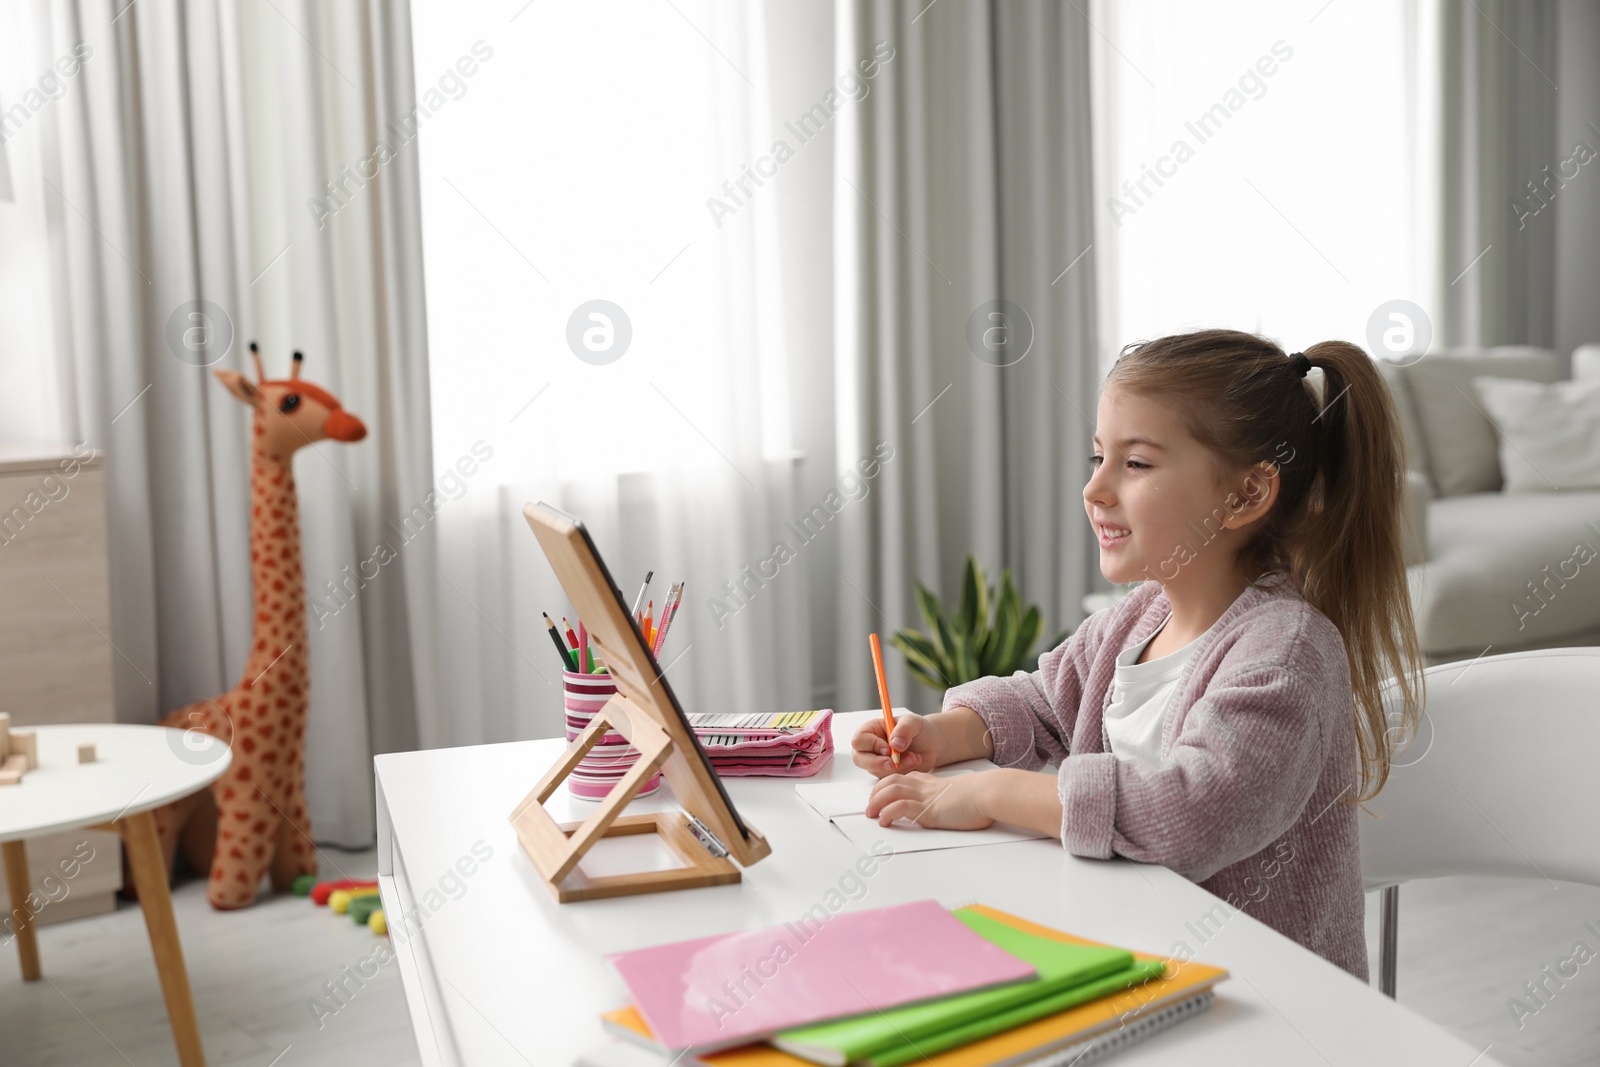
left=563, top=670, right=661, bottom=801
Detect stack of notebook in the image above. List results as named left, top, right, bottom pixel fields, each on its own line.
left=581, top=900, right=1227, bottom=1067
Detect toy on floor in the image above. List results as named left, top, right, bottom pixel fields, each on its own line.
left=305, top=877, right=377, bottom=905
left=329, top=886, right=381, bottom=914
left=348, top=896, right=383, bottom=925
left=294, top=876, right=388, bottom=935
left=0, top=713, right=39, bottom=786
left=77, top=742, right=95, bottom=763
left=149, top=344, right=367, bottom=910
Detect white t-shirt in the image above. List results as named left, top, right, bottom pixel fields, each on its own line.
left=1102, top=613, right=1199, bottom=768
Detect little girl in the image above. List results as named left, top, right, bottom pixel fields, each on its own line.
left=852, top=329, right=1423, bottom=981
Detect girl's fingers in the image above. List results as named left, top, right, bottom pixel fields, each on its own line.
left=889, top=719, right=918, bottom=751
left=854, top=750, right=902, bottom=778
left=864, top=777, right=906, bottom=816
left=874, top=799, right=926, bottom=826
left=851, top=723, right=887, bottom=752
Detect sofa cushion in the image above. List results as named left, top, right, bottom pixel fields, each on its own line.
left=1401, top=470, right=1429, bottom=566
left=1376, top=358, right=1431, bottom=485
left=1410, top=489, right=1600, bottom=654
left=1402, top=347, right=1561, bottom=497
left=1472, top=375, right=1600, bottom=492
left=1575, top=344, right=1600, bottom=380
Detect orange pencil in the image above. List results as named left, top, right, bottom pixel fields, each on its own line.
left=642, top=600, right=654, bottom=647
left=869, top=633, right=899, bottom=769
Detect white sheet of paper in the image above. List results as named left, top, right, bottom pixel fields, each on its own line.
left=794, top=759, right=1051, bottom=852
left=828, top=813, right=1052, bottom=854
left=794, top=779, right=881, bottom=818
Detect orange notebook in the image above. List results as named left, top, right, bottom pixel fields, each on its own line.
left=601, top=904, right=1228, bottom=1067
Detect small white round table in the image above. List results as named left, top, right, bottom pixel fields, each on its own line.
left=0, top=723, right=231, bottom=1067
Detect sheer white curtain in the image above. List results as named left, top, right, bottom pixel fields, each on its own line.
left=6, top=0, right=436, bottom=847
left=1437, top=0, right=1558, bottom=349
left=413, top=1, right=826, bottom=746
left=829, top=0, right=1104, bottom=715
left=1090, top=0, right=1441, bottom=365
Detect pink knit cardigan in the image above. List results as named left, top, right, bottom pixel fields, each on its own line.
left=941, top=575, right=1369, bottom=980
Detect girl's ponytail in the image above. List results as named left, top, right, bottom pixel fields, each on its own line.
left=1295, top=341, right=1423, bottom=801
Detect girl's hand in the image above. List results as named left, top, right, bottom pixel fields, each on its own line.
left=865, top=771, right=995, bottom=831
left=851, top=712, right=940, bottom=777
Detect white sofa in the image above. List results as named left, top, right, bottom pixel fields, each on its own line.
left=1379, top=346, right=1600, bottom=664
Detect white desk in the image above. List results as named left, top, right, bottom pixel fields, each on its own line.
left=376, top=711, right=1499, bottom=1066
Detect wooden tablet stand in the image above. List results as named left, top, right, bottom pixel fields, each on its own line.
left=508, top=503, right=771, bottom=903
left=508, top=692, right=743, bottom=902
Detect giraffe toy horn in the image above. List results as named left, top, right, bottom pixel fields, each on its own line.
left=249, top=341, right=266, bottom=384
left=291, top=350, right=304, bottom=380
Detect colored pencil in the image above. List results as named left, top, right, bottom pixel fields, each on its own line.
left=562, top=616, right=580, bottom=652
left=649, top=585, right=671, bottom=656
left=642, top=600, right=654, bottom=648
left=577, top=620, right=588, bottom=674
left=869, top=633, right=900, bottom=769
left=631, top=571, right=654, bottom=620
left=652, top=582, right=684, bottom=656
left=544, top=612, right=578, bottom=671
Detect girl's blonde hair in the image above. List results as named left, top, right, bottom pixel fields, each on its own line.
left=1106, top=328, right=1423, bottom=802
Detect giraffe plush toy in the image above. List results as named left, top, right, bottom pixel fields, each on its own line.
left=152, top=343, right=366, bottom=910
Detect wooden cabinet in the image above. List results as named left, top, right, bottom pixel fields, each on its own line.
left=0, top=443, right=122, bottom=920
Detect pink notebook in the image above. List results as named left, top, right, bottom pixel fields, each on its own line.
left=605, top=899, right=1038, bottom=1053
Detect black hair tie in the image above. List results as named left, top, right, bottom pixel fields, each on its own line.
left=1288, top=352, right=1311, bottom=378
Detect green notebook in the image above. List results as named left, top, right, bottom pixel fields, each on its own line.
left=772, top=908, right=1167, bottom=1067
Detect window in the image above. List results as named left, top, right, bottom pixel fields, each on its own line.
left=411, top=1, right=780, bottom=479
left=1091, top=0, right=1438, bottom=365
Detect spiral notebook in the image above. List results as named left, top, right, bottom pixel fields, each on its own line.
left=578, top=997, right=1211, bottom=1067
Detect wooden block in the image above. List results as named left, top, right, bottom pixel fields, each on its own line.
left=77, top=742, right=96, bottom=764
left=0, top=711, right=9, bottom=762
left=11, top=730, right=36, bottom=770
left=0, top=753, right=22, bottom=785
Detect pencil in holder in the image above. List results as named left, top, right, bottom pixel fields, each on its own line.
left=563, top=669, right=661, bottom=801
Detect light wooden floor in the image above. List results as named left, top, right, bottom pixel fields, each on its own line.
left=4, top=853, right=1598, bottom=1065
left=0, top=849, right=421, bottom=1067
left=1361, top=878, right=1600, bottom=1066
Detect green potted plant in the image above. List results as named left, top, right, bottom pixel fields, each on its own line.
left=890, top=554, right=1073, bottom=689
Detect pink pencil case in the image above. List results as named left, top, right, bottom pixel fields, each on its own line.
left=689, top=709, right=833, bottom=777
